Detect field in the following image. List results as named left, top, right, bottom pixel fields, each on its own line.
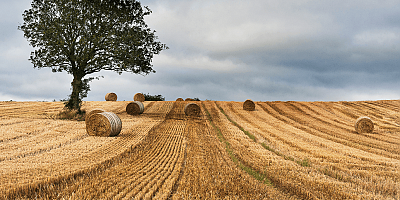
left=0, top=100, right=399, bottom=199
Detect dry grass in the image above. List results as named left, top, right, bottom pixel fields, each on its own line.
left=216, top=100, right=400, bottom=199
left=0, top=101, right=173, bottom=199
left=57, top=109, right=86, bottom=121
left=1, top=100, right=400, bottom=199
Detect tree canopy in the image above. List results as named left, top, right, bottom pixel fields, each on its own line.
left=19, top=0, right=168, bottom=111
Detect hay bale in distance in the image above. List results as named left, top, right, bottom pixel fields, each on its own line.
left=184, top=103, right=201, bottom=117
left=85, top=108, right=105, bottom=122
left=243, top=99, right=255, bottom=111
left=355, top=116, right=374, bottom=134
left=86, top=112, right=122, bottom=137
left=185, top=98, right=194, bottom=101
left=134, top=93, right=145, bottom=102
left=176, top=98, right=184, bottom=101
left=126, top=101, right=144, bottom=115
left=105, top=93, right=117, bottom=101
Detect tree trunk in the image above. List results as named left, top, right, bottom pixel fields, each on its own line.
left=66, top=73, right=84, bottom=112
left=71, top=76, right=82, bottom=110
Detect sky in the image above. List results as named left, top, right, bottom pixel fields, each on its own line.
left=1, top=0, right=400, bottom=102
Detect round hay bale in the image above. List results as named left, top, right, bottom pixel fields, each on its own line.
left=85, top=108, right=105, bottom=122
left=185, top=98, right=194, bottom=101
left=184, top=103, right=201, bottom=117
left=355, top=116, right=374, bottom=134
left=134, top=93, right=145, bottom=102
left=243, top=99, right=255, bottom=111
left=176, top=98, right=184, bottom=101
left=86, top=112, right=122, bottom=137
left=105, top=93, right=117, bottom=101
left=126, top=101, right=144, bottom=115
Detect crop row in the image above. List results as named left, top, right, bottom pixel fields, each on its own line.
left=213, top=100, right=399, bottom=199
left=1, top=100, right=399, bottom=199
left=1, top=101, right=172, bottom=198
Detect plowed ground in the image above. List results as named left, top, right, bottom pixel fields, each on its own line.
left=0, top=100, right=399, bottom=199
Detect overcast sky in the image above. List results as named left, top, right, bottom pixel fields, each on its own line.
left=1, top=0, right=400, bottom=102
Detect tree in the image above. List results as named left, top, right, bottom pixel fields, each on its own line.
left=19, top=0, right=168, bottom=112
left=142, top=93, right=165, bottom=101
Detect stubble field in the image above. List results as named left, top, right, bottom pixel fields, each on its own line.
left=0, top=100, right=399, bottom=199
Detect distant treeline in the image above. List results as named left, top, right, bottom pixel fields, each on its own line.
left=143, top=93, right=165, bottom=101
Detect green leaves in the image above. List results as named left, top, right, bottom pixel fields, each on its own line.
left=19, top=0, right=168, bottom=110
left=19, top=0, right=167, bottom=76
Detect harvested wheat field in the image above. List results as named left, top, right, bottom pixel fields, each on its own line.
left=0, top=100, right=399, bottom=199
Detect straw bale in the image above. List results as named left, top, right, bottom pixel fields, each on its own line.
left=126, top=101, right=144, bottom=115
left=243, top=99, right=255, bottom=111
left=105, top=93, right=117, bottom=101
left=355, top=116, right=374, bottom=133
left=134, top=93, right=145, bottom=102
left=86, top=112, right=122, bottom=137
left=184, top=103, right=201, bottom=117
left=176, top=98, right=184, bottom=101
left=185, top=98, right=194, bottom=101
left=85, top=108, right=105, bottom=122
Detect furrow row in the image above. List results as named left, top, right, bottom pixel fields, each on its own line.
left=220, top=101, right=399, bottom=198
left=263, top=102, right=400, bottom=159
left=1, top=101, right=171, bottom=197
left=172, top=102, right=287, bottom=199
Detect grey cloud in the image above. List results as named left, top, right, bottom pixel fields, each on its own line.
left=2, top=0, right=400, bottom=102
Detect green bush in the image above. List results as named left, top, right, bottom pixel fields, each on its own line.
left=143, top=93, right=165, bottom=101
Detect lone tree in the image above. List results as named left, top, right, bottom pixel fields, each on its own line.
left=19, top=0, right=167, bottom=112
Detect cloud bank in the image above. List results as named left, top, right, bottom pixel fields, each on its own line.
left=1, top=0, right=400, bottom=101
